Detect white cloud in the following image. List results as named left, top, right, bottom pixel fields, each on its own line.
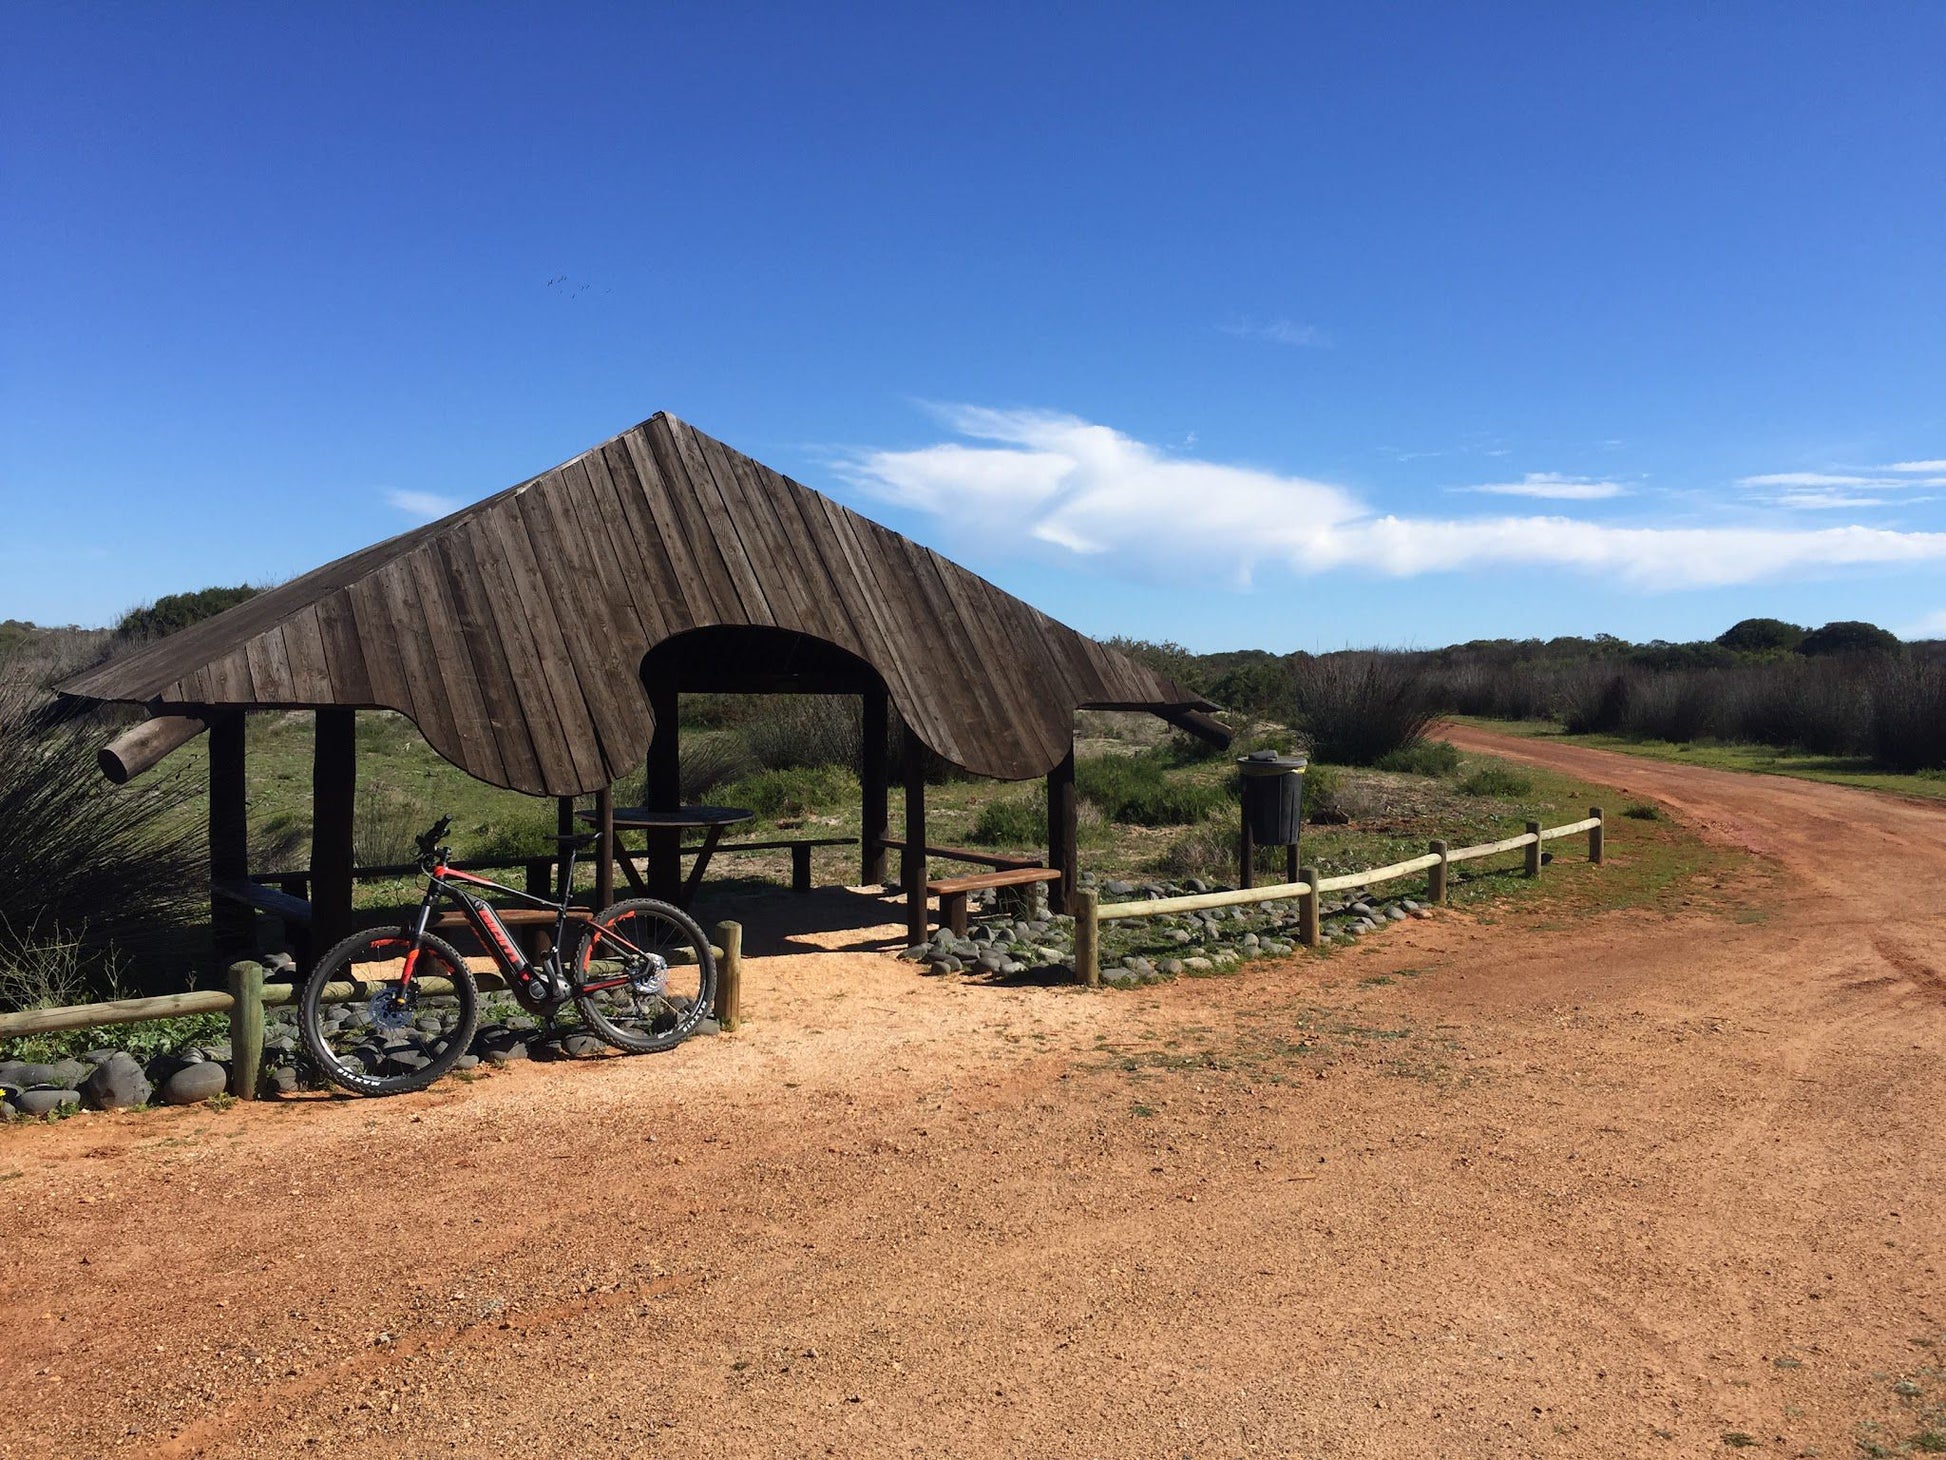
left=1458, top=473, right=1629, bottom=501
left=1887, top=460, right=1946, bottom=473
left=1901, top=608, right=1946, bottom=639
left=386, top=489, right=461, bottom=522
left=1742, top=469, right=1946, bottom=490
left=841, top=407, right=1946, bottom=591
left=1772, top=490, right=1892, bottom=510
left=1219, top=317, right=1329, bottom=348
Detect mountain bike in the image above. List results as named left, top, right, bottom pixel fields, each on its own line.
left=296, top=816, right=717, bottom=1097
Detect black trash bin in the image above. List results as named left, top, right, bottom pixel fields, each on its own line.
left=1236, top=750, right=1307, bottom=886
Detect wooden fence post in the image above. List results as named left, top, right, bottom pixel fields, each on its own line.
left=1072, top=888, right=1100, bottom=987
left=714, top=921, right=742, bottom=1031
left=1524, top=821, right=1542, bottom=877
left=1589, top=807, right=1605, bottom=865
left=1428, top=840, right=1448, bottom=903
left=1297, top=867, right=1320, bottom=947
left=226, top=961, right=265, bottom=1100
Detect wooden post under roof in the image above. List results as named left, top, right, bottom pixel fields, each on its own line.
left=555, top=797, right=575, bottom=899
left=646, top=682, right=681, bottom=903
left=595, top=786, right=615, bottom=907
left=902, top=724, right=928, bottom=947
left=861, top=685, right=889, bottom=886
left=310, top=708, right=357, bottom=956
left=1045, top=742, right=1076, bottom=915
left=208, top=711, right=251, bottom=955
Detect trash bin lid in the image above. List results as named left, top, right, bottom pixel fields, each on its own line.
left=1235, top=750, right=1308, bottom=775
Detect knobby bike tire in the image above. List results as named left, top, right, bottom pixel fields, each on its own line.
left=297, top=928, right=479, bottom=1097
left=573, top=897, right=716, bottom=1054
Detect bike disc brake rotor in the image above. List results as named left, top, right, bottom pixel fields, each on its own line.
left=629, top=954, right=670, bottom=999
left=368, top=984, right=416, bottom=1033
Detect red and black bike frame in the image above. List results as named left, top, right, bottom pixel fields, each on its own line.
left=396, top=848, right=648, bottom=998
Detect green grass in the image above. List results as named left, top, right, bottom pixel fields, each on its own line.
left=1454, top=715, right=1946, bottom=802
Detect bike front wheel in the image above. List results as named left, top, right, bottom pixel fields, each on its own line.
left=573, top=898, right=716, bottom=1054
left=297, top=929, right=479, bottom=1096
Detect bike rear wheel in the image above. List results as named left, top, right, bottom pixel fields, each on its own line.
left=297, top=929, right=479, bottom=1096
left=573, top=898, right=715, bottom=1054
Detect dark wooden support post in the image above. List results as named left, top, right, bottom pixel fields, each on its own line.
left=861, top=686, right=889, bottom=886
left=646, top=683, right=681, bottom=903
left=596, top=786, right=615, bottom=908
left=1298, top=867, right=1320, bottom=946
left=1524, top=820, right=1543, bottom=878
left=902, top=725, right=928, bottom=947
left=1046, top=744, right=1076, bottom=915
left=1428, top=840, right=1449, bottom=903
left=310, top=709, right=356, bottom=956
left=209, top=712, right=250, bottom=954
left=1239, top=816, right=1256, bottom=891
left=555, top=797, right=575, bottom=899
left=1589, top=807, right=1605, bottom=865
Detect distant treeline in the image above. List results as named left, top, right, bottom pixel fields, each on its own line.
left=1110, top=618, right=1946, bottom=773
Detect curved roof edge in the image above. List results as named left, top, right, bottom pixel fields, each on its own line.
left=60, top=413, right=1222, bottom=793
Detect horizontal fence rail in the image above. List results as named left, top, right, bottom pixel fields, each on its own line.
left=1072, top=808, right=1605, bottom=987
left=0, top=922, right=743, bottom=1103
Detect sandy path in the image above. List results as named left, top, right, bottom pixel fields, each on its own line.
left=2, top=727, right=1942, bottom=1458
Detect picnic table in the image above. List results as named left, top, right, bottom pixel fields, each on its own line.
left=582, top=804, right=755, bottom=907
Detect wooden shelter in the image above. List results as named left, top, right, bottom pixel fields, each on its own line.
left=59, top=412, right=1227, bottom=950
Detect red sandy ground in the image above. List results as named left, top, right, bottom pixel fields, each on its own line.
left=1, top=726, right=1941, bottom=1458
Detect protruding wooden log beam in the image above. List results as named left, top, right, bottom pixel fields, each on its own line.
left=100, top=713, right=210, bottom=783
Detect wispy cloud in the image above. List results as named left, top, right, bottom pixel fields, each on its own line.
left=1772, top=490, right=1892, bottom=510
left=1887, top=459, right=1946, bottom=473
left=386, top=489, right=461, bottom=522
left=1457, top=473, right=1629, bottom=501
left=1219, top=317, right=1329, bottom=348
left=1741, top=469, right=1946, bottom=490
left=1901, top=608, right=1946, bottom=639
left=839, top=407, right=1946, bottom=591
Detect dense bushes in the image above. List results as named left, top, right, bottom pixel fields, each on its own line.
left=1867, top=660, right=1946, bottom=770
left=1289, top=653, right=1436, bottom=765
left=115, top=585, right=259, bottom=642
left=719, top=766, right=858, bottom=819
left=0, top=680, right=204, bottom=1006
left=1076, top=754, right=1232, bottom=826
left=969, top=793, right=1048, bottom=846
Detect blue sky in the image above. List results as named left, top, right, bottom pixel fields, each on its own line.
left=4, top=3, right=1943, bottom=649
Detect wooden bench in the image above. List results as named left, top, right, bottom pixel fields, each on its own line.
left=925, top=867, right=1063, bottom=937
left=434, top=907, right=595, bottom=960
left=697, top=836, right=855, bottom=893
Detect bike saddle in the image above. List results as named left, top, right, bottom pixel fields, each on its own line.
left=553, top=831, right=601, bottom=850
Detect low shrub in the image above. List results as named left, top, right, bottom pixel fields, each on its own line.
left=744, top=697, right=862, bottom=771
left=1075, top=755, right=1232, bottom=826
left=1300, top=763, right=1347, bottom=823
left=1622, top=802, right=1662, bottom=820
left=968, top=792, right=1047, bottom=847
left=1373, top=740, right=1461, bottom=777
left=721, top=765, right=858, bottom=820
left=1290, top=653, right=1437, bottom=765
left=1459, top=765, right=1532, bottom=798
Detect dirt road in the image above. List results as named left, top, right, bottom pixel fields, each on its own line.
left=3, top=727, right=1941, bottom=1458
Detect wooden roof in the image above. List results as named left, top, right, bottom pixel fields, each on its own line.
left=61, top=413, right=1218, bottom=794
